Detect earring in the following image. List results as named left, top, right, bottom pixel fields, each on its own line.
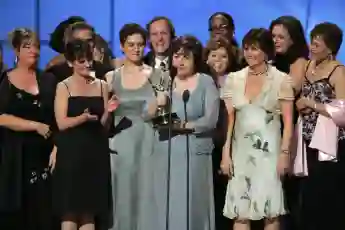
left=327, top=53, right=333, bottom=60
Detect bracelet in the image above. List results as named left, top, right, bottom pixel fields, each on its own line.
left=313, top=102, right=317, bottom=110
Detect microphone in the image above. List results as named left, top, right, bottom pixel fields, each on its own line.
left=166, top=78, right=173, bottom=230
left=182, top=90, right=190, bottom=104
left=182, top=90, right=190, bottom=125
left=182, top=89, right=190, bottom=230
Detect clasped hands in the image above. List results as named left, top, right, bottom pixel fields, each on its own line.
left=296, top=96, right=316, bottom=114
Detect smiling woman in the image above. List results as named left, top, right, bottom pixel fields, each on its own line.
left=221, top=28, right=293, bottom=230
left=0, top=28, right=57, bottom=230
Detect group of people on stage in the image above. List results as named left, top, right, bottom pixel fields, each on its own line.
left=0, top=11, right=345, bottom=230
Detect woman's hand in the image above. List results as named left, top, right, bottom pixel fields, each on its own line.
left=277, top=151, right=290, bottom=177
left=82, top=108, right=98, bottom=121
left=108, top=95, right=119, bottom=113
left=296, top=97, right=313, bottom=114
left=48, top=146, right=57, bottom=173
left=147, top=99, right=158, bottom=117
left=34, top=122, right=51, bottom=139
left=220, top=157, right=233, bottom=178
left=220, top=146, right=233, bottom=178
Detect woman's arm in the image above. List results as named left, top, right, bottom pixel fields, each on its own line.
left=220, top=73, right=236, bottom=155
left=105, top=70, right=114, bottom=92
left=0, top=75, right=43, bottom=132
left=222, top=100, right=235, bottom=159
left=278, top=74, right=295, bottom=151
left=54, top=82, right=87, bottom=130
left=289, top=57, right=307, bottom=94
left=101, top=80, right=110, bottom=126
left=0, top=114, right=42, bottom=132
left=280, top=100, right=294, bottom=151
left=185, top=77, right=220, bottom=132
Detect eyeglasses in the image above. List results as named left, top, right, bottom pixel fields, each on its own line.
left=208, top=24, right=229, bottom=32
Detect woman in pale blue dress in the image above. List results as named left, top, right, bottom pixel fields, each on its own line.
left=220, top=28, right=294, bottom=230
left=108, top=23, right=169, bottom=230
left=157, top=35, right=219, bottom=230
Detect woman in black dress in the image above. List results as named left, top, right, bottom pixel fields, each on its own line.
left=53, top=39, right=112, bottom=230
left=269, top=16, right=309, bottom=230
left=296, top=22, right=345, bottom=230
left=0, top=28, right=56, bottom=230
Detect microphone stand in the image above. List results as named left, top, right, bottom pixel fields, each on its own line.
left=183, top=97, right=190, bottom=230
left=165, top=77, right=173, bottom=230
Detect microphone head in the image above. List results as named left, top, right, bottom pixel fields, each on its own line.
left=182, top=90, right=190, bottom=103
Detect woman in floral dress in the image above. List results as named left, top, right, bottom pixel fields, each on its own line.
left=220, top=28, right=294, bottom=230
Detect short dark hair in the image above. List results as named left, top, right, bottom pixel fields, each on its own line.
left=310, top=22, right=343, bottom=56
left=49, top=16, right=86, bottom=53
left=242, top=28, right=275, bottom=61
left=64, top=22, right=95, bottom=44
left=8, top=28, right=40, bottom=50
left=146, top=16, right=176, bottom=38
left=119, top=23, right=147, bottom=46
left=270, top=16, right=309, bottom=60
left=208, top=12, right=235, bottom=32
left=65, top=39, right=93, bottom=63
left=171, top=35, right=208, bottom=75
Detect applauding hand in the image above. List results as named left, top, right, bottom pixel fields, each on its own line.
left=82, top=108, right=98, bottom=121
left=108, top=95, right=119, bottom=112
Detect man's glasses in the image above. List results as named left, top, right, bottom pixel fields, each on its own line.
left=208, top=24, right=229, bottom=32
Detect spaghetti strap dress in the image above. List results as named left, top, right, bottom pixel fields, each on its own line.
left=300, top=64, right=345, bottom=230
left=52, top=80, right=112, bottom=228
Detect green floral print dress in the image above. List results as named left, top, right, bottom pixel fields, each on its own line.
left=221, top=66, right=294, bottom=220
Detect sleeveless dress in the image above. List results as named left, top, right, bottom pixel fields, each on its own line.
left=109, top=67, right=169, bottom=230
left=52, top=80, right=112, bottom=228
left=156, top=73, right=219, bottom=230
left=300, top=64, right=345, bottom=230
left=222, top=66, right=294, bottom=220
left=0, top=71, right=56, bottom=230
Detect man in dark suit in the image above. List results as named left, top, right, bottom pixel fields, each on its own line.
left=144, top=16, right=176, bottom=73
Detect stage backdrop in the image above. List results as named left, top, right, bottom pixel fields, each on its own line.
left=0, top=0, right=344, bottom=68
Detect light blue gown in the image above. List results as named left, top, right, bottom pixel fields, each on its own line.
left=109, top=67, right=169, bottom=230
left=156, top=73, right=219, bottom=230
